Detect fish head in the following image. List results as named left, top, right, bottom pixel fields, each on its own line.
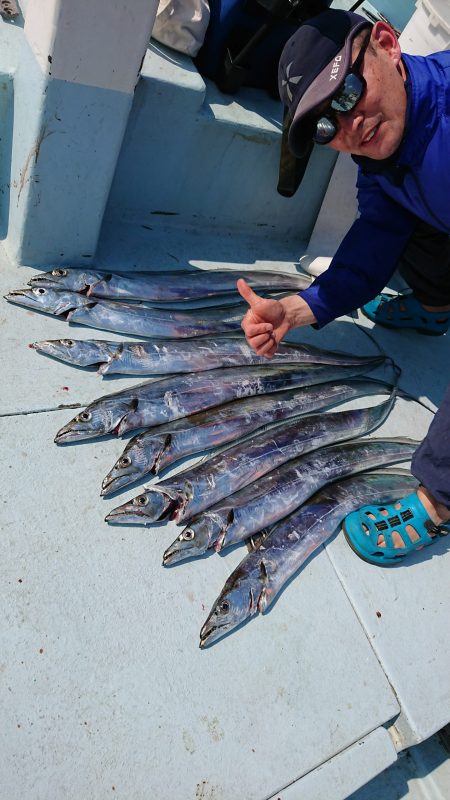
left=30, top=338, right=113, bottom=367
left=101, top=434, right=168, bottom=496
left=5, top=287, right=87, bottom=315
left=30, top=337, right=80, bottom=362
left=28, top=268, right=102, bottom=292
left=199, top=565, right=261, bottom=648
left=54, top=398, right=129, bottom=443
left=163, top=514, right=221, bottom=565
left=105, top=489, right=176, bottom=525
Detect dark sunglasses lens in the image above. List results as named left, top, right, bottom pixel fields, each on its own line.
left=330, top=73, right=365, bottom=113
left=313, top=116, right=336, bottom=144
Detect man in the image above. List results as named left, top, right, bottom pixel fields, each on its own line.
left=237, top=8, right=450, bottom=564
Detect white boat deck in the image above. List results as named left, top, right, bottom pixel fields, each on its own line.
left=1, top=228, right=450, bottom=800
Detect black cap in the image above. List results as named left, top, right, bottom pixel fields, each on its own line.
left=278, top=10, right=370, bottom=157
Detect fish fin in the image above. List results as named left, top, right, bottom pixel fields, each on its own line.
left=152, top=433, right=172, bottom=475
left=247, top=528, right=269, bottom=552
left=248, top=587, right=257, bottom=615
left=259, top=559, right=269, bottom=584
left=258, top=587, right=270, bottom=613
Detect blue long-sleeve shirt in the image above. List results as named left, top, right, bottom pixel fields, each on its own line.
left=300, top=50, right=450, bottom=327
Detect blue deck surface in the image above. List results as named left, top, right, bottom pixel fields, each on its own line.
left=1, top=230, right=450, bottom=799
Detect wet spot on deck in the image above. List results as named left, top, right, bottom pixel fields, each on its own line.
left=182, top=729, right=195, bottom=754
left=201, top=715, right=224, bottom=742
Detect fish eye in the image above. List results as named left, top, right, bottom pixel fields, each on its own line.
left=33, top=287, right=47, bottom=295
left=60, top=339, right=74, bottom=347
left=78, top=410, right=92, bottom=422
left=219, top=601, right=230, bottom=614
left=119, top=455, right=132, bottom=468
left=135, top=494, right=148, bottom=506
left=182, top=529, right=195, bottom=541
left=52, top=268, right=67, bottom=277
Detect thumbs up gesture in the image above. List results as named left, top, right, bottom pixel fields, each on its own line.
left=237, top=279, right=289, bottom=357
left=237, top=278, right=317, bottom=357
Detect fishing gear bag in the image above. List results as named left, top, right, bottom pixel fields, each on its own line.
left=195, top=0, right=332, bottom=96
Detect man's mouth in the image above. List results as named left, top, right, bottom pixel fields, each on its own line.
left=361, top=122, right=381, bottom=146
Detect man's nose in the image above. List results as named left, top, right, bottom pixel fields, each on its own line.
left=339, top=109, right=364, bottom=135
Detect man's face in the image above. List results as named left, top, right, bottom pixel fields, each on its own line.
left=326, top=23, right=407, bottom=160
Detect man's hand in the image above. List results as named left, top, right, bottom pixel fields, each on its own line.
left=237, top=278, right=317, bottom=357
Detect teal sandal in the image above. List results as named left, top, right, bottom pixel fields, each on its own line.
left=343, top=491, right=450, bottom=566
left=362, top=292, right=450, bottom=336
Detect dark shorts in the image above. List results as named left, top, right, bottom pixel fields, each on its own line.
left=398, top=220, right=450, bottom=306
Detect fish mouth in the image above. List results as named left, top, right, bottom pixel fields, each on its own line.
left=104, top=508, right=149, bottom=524
left=163, top=528, right=210, bottom=566
left=97, top=360, right=114, bottom=376
left=4, top=289, right=37, bottom=304
left=100, top=471, right=139, bottom=496
left=28, top=276, right=61, bottom=288
left=199, top=621, right=231, bottom=649
left=162, top=544, right=181, bottom=566
left=54, top=423, right=101, bottom=443
left=28, top=275, right=92, bottom=294
left=54, top=424, right=82, bottom=443
left=199, top=624, right=220, bottom=648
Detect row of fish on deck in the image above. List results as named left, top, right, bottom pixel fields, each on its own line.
left=5, top=267, right=418, bottom=647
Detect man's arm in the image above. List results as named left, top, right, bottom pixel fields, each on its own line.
left=239, top=174, right=417, bottom=353
left=301, top=173, right=417, bottom=327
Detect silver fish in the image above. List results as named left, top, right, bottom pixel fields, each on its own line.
left=28, top=267, right=311, bottom=301
left=199, top=469, right=419, bottom=647
left=55, top=361, right=384, bottom=443
left=101, top=379, right=391, bottom=496
left=30, top=336, right=386, bottom=376
left=164, top=438, right=417, bottom=565
left=5, top=287, right=245, bottom=338
left=105, top=394, right=395, bottom=527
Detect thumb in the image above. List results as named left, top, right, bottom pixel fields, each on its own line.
left=237, top=278, right=261, bottom=308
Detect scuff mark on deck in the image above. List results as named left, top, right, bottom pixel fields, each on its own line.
left=17, top=127, right=56, bottom=205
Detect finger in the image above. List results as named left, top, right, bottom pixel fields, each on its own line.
left=246, top=331, right=274, bottom=350
left=253, top=341, right=278, bottom=357
left=241, top=318, right=273, bottom=337
left=256, top=338, right=278, bottom=357
left=237, top=278, right=262, bottom=309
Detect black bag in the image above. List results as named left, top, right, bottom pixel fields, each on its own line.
left=195, top=0, right=332, bottom=96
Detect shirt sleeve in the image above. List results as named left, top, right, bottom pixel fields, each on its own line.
left=300, top=170, right=417, bottom=328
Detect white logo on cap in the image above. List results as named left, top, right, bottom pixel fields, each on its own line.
left=282, top=61, right=303, bottom=103
left=329, top=55, right=342, bottom=81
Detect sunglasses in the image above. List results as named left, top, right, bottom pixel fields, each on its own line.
left=312, top=32, right=371, bottom=145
